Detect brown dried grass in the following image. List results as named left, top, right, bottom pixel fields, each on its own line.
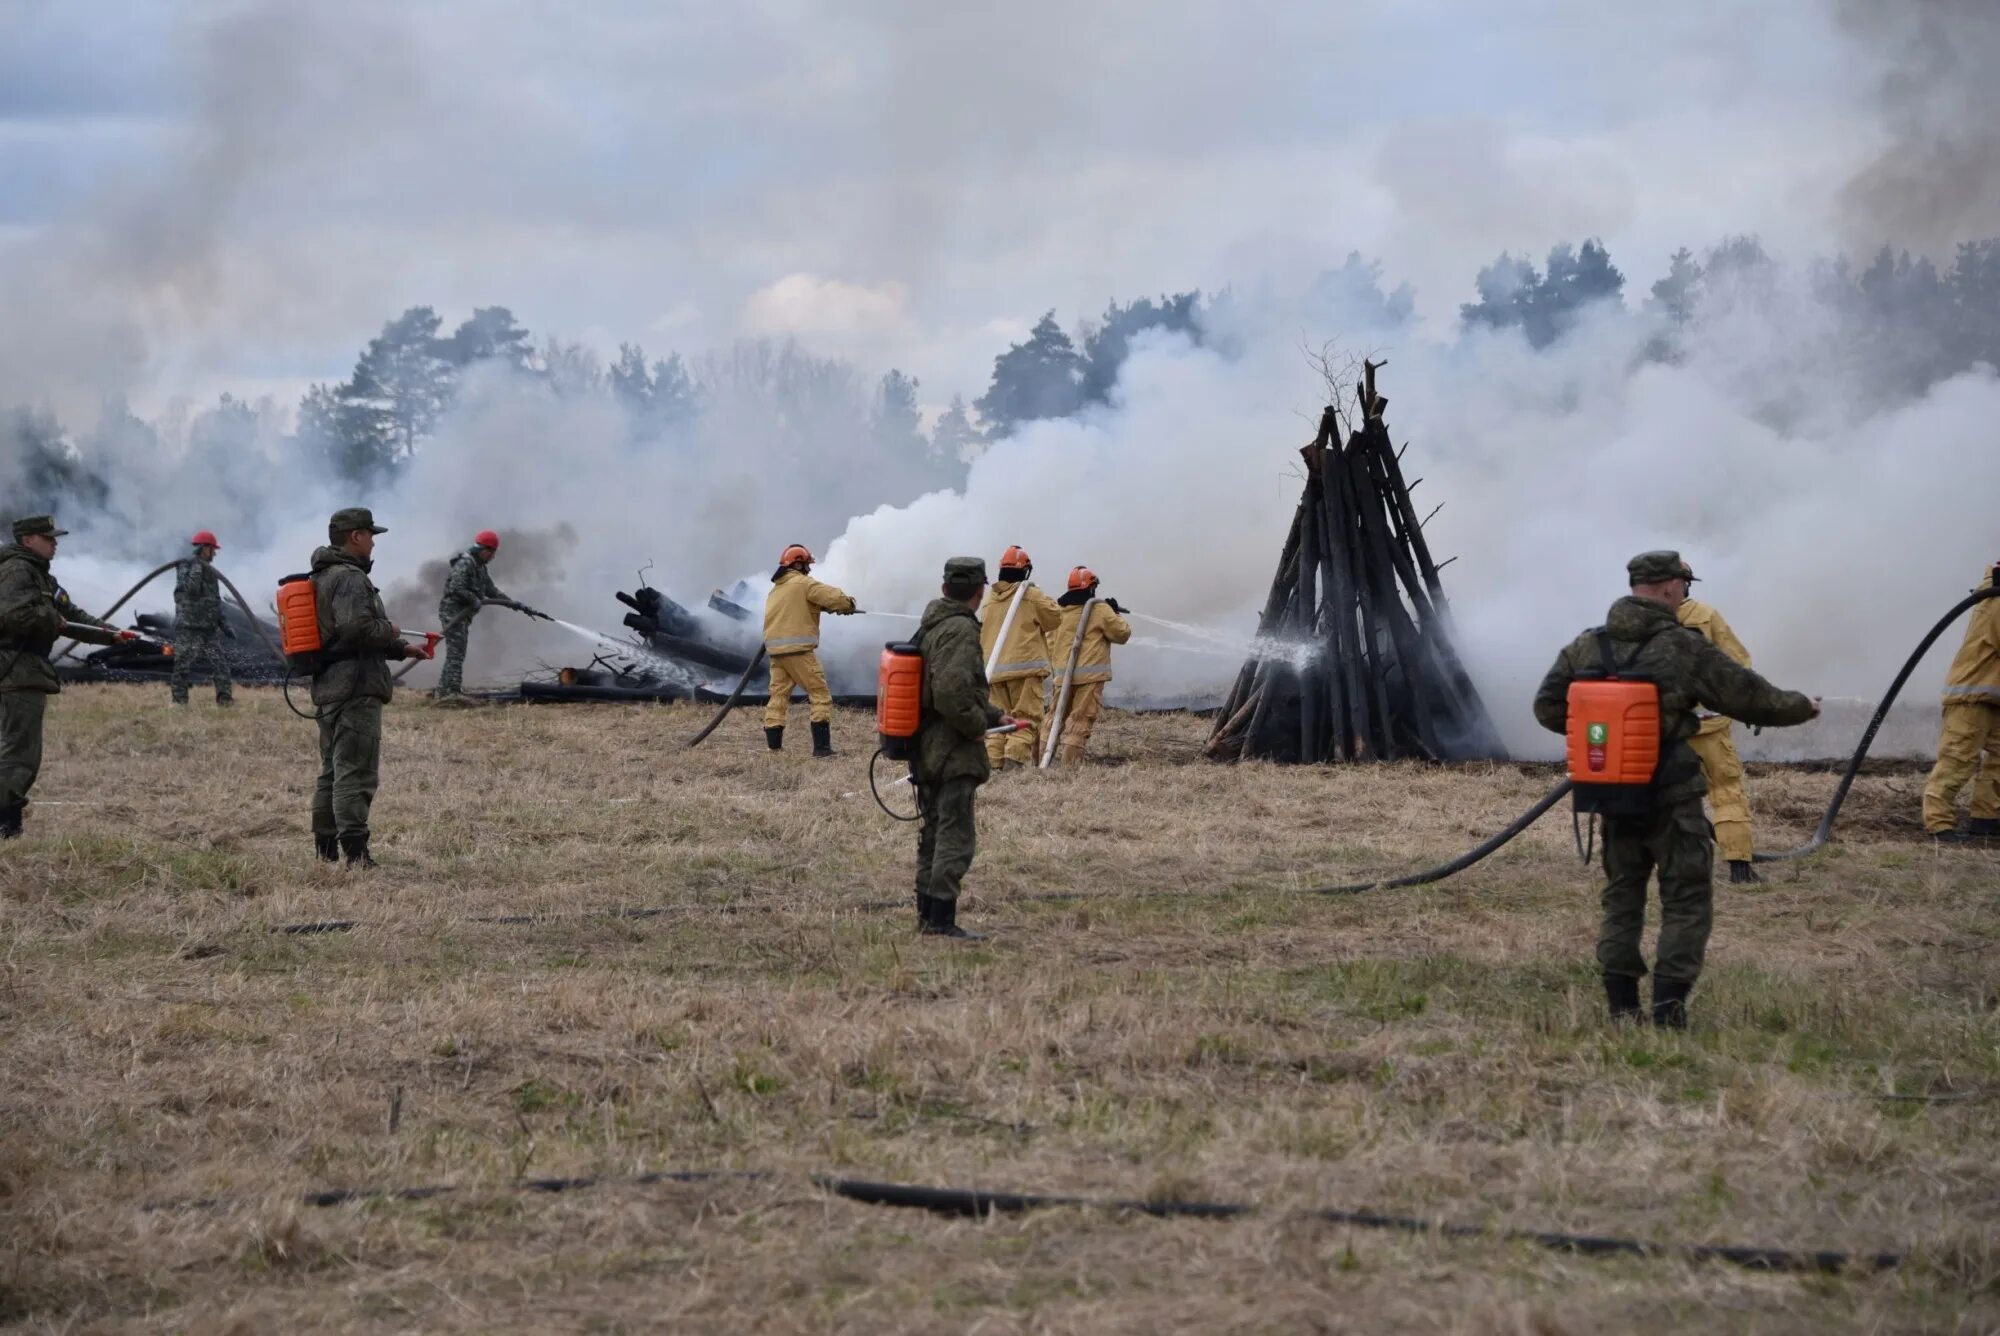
left=1, top=685, right=1996, bottom=1332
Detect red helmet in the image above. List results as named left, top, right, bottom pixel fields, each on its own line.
left=475, top=529, right=500, bottom=551
left=1067, top=565, right=1098, bottom=592
left=191, top=530, right=220, bottom=550
left=779, top=543, right=814, bottom=568
left=999, top=544, right=1032, bottom=572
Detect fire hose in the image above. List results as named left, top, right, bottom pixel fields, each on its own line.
left=682, top=646, right=767, bottom=748
left=1310, top=584, right=2000, bottom=894
left=1040, top=597, right=1100, bottom=769
left=145, top=1166, right=1898, bottom=1276
left=51, top=561, right=284, bottom=664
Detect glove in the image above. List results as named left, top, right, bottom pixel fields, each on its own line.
left=116, top=630, right=140, bottom=643
left=1106, top=598, right=1129, bottom=615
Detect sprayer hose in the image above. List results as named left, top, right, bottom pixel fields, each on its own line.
left=52, top=561, right=285, bottom=665
left=389, top=600, right=502, bottom=683
left=50, top=561, right=177, bottom=661
left=683, top=646, right=767, bottom=749
left=1313, top=586, right=2000, bottom=891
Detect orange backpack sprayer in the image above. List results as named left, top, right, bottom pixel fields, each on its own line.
left=1565, top=628, right=1662, bottom=817
left=275, top=573, right=325, bottom=672
left=877, top=642, right=924, bottom=760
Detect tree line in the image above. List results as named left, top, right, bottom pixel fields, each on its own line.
left=9, top=235, right=2000, bottom=546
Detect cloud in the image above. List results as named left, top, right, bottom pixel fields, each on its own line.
left=737, top=274, right=914, bottom=341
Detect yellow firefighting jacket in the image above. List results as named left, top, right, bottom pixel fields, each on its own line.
left=1941, top=570, right=2000, bottom=707
left=763, top=570, right=855, bottom=657
left=1678, top=598, right=1752, bottom=737
left=1048, top=599, right=1133, bottom=686
left=978, top=579, right=1062, bottom=684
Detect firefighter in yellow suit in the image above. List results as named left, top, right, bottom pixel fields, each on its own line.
left=1922, top=562, right=2000, bottom=844
left=762, top=544, right=856, bottom=757
left=1044, top=566, right=1133, bottom=765
left=978, top=545, right=1062, bottom=771
left=1676, top=562, right=1763, bottom=883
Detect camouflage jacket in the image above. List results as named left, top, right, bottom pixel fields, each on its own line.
left=174, top=557, right=224, bottom=631
left=0, top=544, right=119, bottom=694
left=439, top=548, right=509, bottom=624
left=309, top=546, right=407, bottom=706
left=1534, top=595, right=1815, bottom=803
left=913, top=596, right=1004, bottom=786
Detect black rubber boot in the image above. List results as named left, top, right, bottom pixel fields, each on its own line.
left=1603, top=973, right=1642, bottom=1022
left=314, top=833, right=339, bottom=863
left=0, top=804, right=22, bottom=840
left=920, top=897, right=984, bottom=941
left=916, top=893, right=931, bottom=932
left=1651, top=976, right=1693, bottom=1030
left=1969, top=818, right=2000, bottom=838
left=339, top=832, right=377, bottom=869
left=811, top=720, right=835, bottom=758
left=1930, top=829, right=1977, bottom=845
left=765, top=726, right=784, bottom=752
left=1727, top=860, right=1761, bottom=884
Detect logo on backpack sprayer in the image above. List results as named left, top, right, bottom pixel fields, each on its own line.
left=1586, top=721, right=1608, bottom=771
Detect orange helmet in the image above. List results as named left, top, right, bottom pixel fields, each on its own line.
left=999, top=545, right=1031, bottom=572
left=190, top=530, right=220, bottom=550
left=1067, top=565, right=1098, bottom=592
left=779, top=543, right=814, bottom=568
left=475, top=529, right=500, bottom=551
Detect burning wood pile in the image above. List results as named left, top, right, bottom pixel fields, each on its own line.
left=1206, top=363, right=1504, bottom=764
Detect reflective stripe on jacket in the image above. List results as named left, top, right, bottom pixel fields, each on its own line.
left=763, top=570, right=856, bottom=656
left=1049, top=601, right=1132, bottom=686
left=978, top=579, right=1061, bottom=683
left=1941, top=572, right=2000, bottom=709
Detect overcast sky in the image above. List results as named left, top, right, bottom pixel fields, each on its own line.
left=0, top=0, right=1960, bottom=419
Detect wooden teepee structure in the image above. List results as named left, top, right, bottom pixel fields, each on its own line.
left=1206, top=363, right=1503, bottom=764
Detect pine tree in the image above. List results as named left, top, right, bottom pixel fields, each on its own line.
left=974, top=312, right=1086, bottom=435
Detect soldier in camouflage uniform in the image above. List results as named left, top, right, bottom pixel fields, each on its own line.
left=1534, top=551, right=1818, bottom=1028
left=436, top=529, right=536, bottom=699
left=910, top=556, right=1023, bottom=940
left=0, top=516, right=133, bottom=838
left=309, top=508, right=422, bottom=867
left=170, top=530, right=234, bottom=707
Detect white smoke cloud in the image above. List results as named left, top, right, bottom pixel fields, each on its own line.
left=13, top=0, right=2000, bottom=755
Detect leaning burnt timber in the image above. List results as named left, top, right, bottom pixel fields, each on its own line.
left=1206, top=364, right=1503, bottom=764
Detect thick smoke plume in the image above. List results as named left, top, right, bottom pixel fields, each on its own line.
left=1836, top=0, right=2000, bottom=252
left=8, top=1, right=2000, bottom=751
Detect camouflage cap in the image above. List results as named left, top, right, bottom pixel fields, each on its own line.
left=329, top=507, right=388, bottom=535
left=12, top=515, right=69, bottom=540
left=1627, top=549, right=1695, bottom=585
left=942, top=556, right=988, bottom=589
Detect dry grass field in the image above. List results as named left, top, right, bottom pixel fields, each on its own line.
left=4, top=684, right=1998, bottom=1333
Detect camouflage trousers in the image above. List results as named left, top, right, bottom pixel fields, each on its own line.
left=169, top=628, right=233, bottom=704
left=0, top=691, right=46, bottom=808
left=1598, top=797, right=1716, bottom=985
left=311, top=697, right=383, bottom=840
left=436, top=610, right=476, bottom=696
left=914, top=776, right=979, bottom=905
